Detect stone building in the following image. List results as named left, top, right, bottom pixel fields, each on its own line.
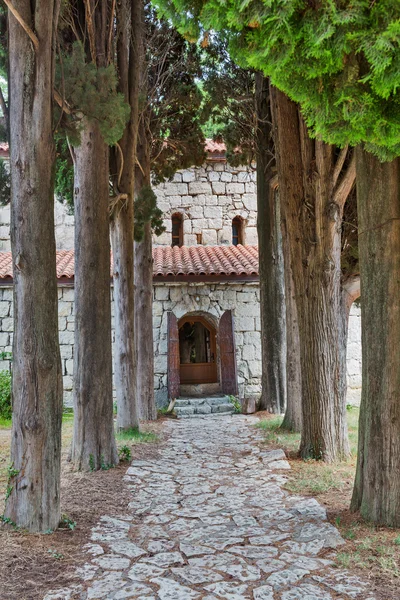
left=0, top=142, right=361, bottom=407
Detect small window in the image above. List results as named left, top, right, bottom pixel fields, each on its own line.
left=232, top=217, right=243, bottom=246
left=171, top=213, right=183, bottom=247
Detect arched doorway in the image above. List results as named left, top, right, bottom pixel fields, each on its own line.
left=167, top=310, right=238, bottom=399
left=178, top=316, right=218, bottom=385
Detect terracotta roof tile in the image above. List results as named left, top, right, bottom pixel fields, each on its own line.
left=205, top=139, right=226, bottom=154
left=0, top=245, right=259, bottom=280
left=0, top=141, right=229, bottom=159
left=152, top=245, right=258, bottom=277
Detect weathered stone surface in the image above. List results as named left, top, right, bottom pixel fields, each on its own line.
left=93, top=553, right=130, bottom=570
left=43, top=416, right=373, bottom=600
left=87, top=572, right=125, bottom=599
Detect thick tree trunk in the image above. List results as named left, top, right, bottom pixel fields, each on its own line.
left=281, top=214, right=302, bottom=432
left=4, top=0, right=63, bottom=532
left=110, top=0, right=142, bottom=430
left=135, top=220, right=156, bottom=420
left=351, top=150, right=400, bottom=526
left=255, top=73, right=286, bottom=414
left=111, top=196, right=138, bottom=430
left=135, top=130, right=157, bottom=421
left=72, top=119, right=118, bottom=470
left=270, top=86, right=352, bottom=461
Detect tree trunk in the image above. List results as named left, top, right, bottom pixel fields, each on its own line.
left=270, top=85, right=351, bottom=462
left=135, top=127, right=157, bottom=421
left=135, top=220, right=156, bottom=420
left=281, top=212, right=302, bottom=432
left=72, top=119, right=118, bottom=470
left=255, top=72, right=286, bottom=414
left=110, top=0, right=142, bottom=431
left=351, top=149, right=400, bottom=526
left=4, top=0, right=63, bottom=532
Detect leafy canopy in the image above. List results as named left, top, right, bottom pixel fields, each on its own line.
left=155, top=0, right=400, bottom=160
left=56, top=42, right=130, bottom=147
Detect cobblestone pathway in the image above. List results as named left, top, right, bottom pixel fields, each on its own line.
left=45, top=415, right=376, bottom=600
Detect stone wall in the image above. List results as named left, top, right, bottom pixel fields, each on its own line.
left=0, top=161, right=258, bottom=251
left=346, top=303, right=362, bottom=406
left=0, top=283, right=362, bottom=408
left=153, top=162, right=258, bottom=247
left=152, top=281, right=261, bottom=406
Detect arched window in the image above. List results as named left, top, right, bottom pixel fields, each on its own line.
left=232, top=217, right=243, bottom=246
left=171, top=213, right=183, bottom=247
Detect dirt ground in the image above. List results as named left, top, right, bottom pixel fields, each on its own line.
left=0, top=417, right=165, bottom=600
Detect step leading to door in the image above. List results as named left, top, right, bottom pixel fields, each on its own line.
left=174, top=396, right=235, bottom=418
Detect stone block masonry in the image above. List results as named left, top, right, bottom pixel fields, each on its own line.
left=0, top=284, right=362, bottom=408
left=0, top=161, right=258, bottom=250
left=154, top=163, right=258, bottom=247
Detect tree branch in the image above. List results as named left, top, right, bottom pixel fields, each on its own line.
left=107, top=0, right=116, bottom=65
left=333, top=152, right=356, bottom=208
left=83, top=0, right=97, bottom=63
left=332, top=145, right=348, bottom=189
left=342, top=274, right=360, bottom=311
left=3, top=0, right=39, bottom=52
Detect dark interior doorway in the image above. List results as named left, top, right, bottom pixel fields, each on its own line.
left=178, top=316, right=218, bottom=384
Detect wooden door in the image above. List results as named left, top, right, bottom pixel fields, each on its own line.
left=179, top=317, right=218, bottom=384
left=167, top=311, right=180, bottom=399
left=219, top=310, right=238, bottom=395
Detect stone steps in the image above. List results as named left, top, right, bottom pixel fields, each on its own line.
left=174, top=396, right=235, bottom=418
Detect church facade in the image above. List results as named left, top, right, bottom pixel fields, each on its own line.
left=0, top=143, right=361, bottom=407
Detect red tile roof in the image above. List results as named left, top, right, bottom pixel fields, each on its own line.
left=0, top=245, right=259, bottom=281
left=153, top=245, right=258, bottom=277
left=0, top=140, right=229, bottom=160
left=0, top=142, right=9, bottom=158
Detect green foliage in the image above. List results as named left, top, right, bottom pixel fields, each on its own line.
left=0, top=159, right=10, bottom=206
left=48, top=548, right=64, bottom=560
left=143, top=6, right=206, bottom=182
left=134, top=186, right=165, bottom=242
left=7, top=465, right=19, bottom=479
left=155, top=0, right=400, bottom=160
left=88, top=454, right=95, bottom=472
left=118, top=445, right=132, bottom=462
left=60, top=514, right=77, bottom=531
left=56, top=42, right=130, bottom=146
left=55, top=137, right=74, bottom=212
left=228, top=395, right=242, bottom=414
left=200, top=35, right=256, bottom=165
left=116, top=427, right=158, bottom=444
left=0, top=370, right=11, bottom=420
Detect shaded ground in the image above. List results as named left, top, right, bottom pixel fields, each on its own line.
left=43, top=415, right=380, bottom=600
left=0, top=415, right=163, bottom=600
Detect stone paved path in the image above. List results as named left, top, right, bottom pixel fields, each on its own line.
left=45, top=415, right=376, bottom=600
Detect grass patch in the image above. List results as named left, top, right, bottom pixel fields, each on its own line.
left=336, top=528, right=400, bottom=579
left=256, top=415, right=301, bottom=454
left=116, top=427, right=158, bottom=444
left=0, top=416, right=11, bottom=429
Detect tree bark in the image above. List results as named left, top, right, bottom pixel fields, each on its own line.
left=255, top=72, right=286, bottom=414
left=110, top=0, right=142, bottom=430
left=72, top=119, right=118, bottom=470
left=135, top=219, right=156, bottom=420
left=4, top=0, right=63, bottom=531
left=281, top=212, right=302, bottom=432
left=270, top=85, right=353, bottom=461
left=351, top=149, right=400, bottom=526
left=135, top=126, right=157, bottom=421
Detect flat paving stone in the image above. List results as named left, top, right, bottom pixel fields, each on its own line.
left=43, top=415, right=375, bottom=600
